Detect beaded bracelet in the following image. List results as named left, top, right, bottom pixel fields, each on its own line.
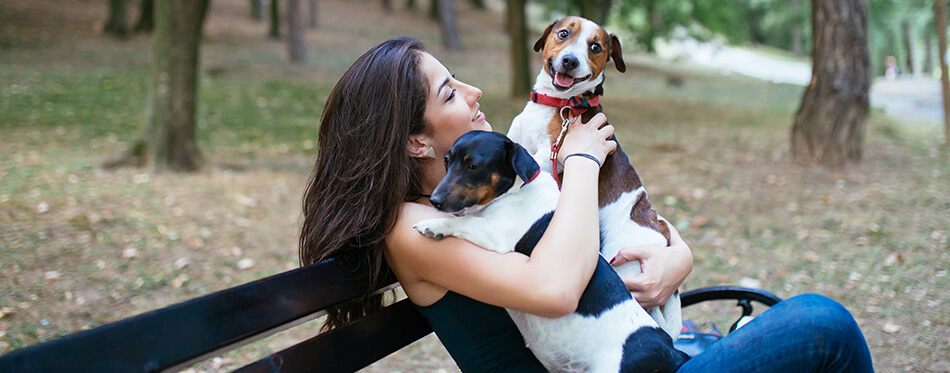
left=563, top=153, right=601, bottom=168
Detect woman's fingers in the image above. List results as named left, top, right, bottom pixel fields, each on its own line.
left=582, top=112, right=607, bottom=128
left=610, top=245, right=646, bottom=266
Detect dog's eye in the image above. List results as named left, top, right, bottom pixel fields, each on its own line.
left=557, top=30, right=569, bottom=40
left=590, top=43, right=602, bottom=53
left=468, top=163, right=480, bottom=171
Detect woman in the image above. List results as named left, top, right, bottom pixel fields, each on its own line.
left=300, top=37, right=873, bottom=372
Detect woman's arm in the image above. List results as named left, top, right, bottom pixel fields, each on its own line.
left=386, top=114, right=616, bottom=318
left=610, top=217, right=693, bottom=308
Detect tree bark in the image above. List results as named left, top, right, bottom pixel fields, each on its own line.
left=287, top=0, right=307, bottom=63
left=270, top=0, right=281, bottom=39
left=439, top=0, right=462, bottom=51
left=251, top=0, right=263, bottom=21
left=508, top=0, right=530, bottom=97
left=135, top=0, right=154, bottom=33
left=104, top=0, right=131, bottom=38
left=924, top=29, right=934, bottom=75
left=791, top=0, right=870, bottom=167
left=309, top=0, right=318, bottom=28
left=935, top=0, right=950, bottom=147
left=141, top=0, right=209, bottom=172
left=902, top=20, right=916, bottom=75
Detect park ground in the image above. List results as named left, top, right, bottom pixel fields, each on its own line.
left=1, top=0, right=949, bottom=371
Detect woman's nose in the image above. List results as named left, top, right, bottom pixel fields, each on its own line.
left=464, top=84, right=482, bottom=105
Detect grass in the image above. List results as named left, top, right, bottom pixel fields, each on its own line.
left=2, top=0, right=950, bottom=371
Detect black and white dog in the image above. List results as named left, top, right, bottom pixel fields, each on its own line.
left=414, top=131, right=689, bottom=372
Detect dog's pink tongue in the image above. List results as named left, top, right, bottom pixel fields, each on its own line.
left=554, top=72, right=574, bottom=87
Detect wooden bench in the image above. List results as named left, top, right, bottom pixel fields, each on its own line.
left=0, top=256, right=781, bottom=372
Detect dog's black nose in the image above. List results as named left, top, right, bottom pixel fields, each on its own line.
left=429, top=195, right=444, bottom=210
left=561, top=55, right=579, bottom=71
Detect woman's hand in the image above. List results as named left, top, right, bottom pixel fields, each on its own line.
left=557, top=113, right=616, bottom=167
left=611, top=218, right=693, bottom=308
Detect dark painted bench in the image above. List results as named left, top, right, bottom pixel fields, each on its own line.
left=0, top=256, right=781, bottom=372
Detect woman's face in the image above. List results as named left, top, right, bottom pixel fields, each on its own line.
left=420, top=52, right=491, bottom=157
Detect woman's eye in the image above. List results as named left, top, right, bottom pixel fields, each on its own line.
left=446, top=89, right=456, bottom=102
left=557, top=30, right=569, bottom=39
left=590, top=43, right=602, bottom=53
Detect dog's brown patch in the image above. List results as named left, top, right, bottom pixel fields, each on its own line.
left=630, top=190, right=671, bottom=245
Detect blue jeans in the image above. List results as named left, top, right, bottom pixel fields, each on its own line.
left=678, top=294, right=874, bottom=372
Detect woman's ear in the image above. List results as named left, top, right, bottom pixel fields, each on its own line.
left=408, top=134, right=434, bottom=159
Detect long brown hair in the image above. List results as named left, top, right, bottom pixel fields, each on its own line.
left=300, top=37, right=429, bottom=329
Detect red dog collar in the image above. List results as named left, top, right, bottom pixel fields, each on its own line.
left=530, top=91, right=601, bottom=117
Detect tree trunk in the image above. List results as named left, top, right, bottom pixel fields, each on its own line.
left=251, top=0, right=263, bottom=21
left=508, top=0, right=531, bottom=97
left=439, top=0, right=462, bottom=51
left=135, top=0, right=154, bottom=33
left=104, top=0, right=131, bottom=37
left=287, top=0, right=307, bottom=63
left=791, top=0, right=804, bottom=57
left=935, top=0, right=950, bottom=147
left=924, top=30, right=934, bottom=75
left=791, top=0, right=870, bottom=167
left=645, top=0, right=659, bottom=53
left=144, top=0, right=209, bottom=172
left=747, top=6, right=764, bottom=45
left=581, top=0, right=610, bottom=25
left=902, top=20, right=916, bottom=75
left=430, top=0, right=440, bottom=20
left=270, top=0, right=281, bottom=39
left=309, top=0, right=318, bottom=28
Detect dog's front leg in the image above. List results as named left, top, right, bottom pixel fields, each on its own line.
left=413, top=217, right=515, bottom=254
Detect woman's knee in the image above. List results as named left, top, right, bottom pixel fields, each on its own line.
left=780, top=294, right=865, bottom=343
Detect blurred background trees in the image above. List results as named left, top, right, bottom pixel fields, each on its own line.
left=93, top=0, right=950, bottom=172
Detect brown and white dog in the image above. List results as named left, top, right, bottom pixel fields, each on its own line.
left=507, top=16, right=682, bottom=341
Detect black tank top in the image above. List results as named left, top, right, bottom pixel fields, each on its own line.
left=414, top=291, right=547, bottom=372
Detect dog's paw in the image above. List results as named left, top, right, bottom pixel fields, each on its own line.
left=412, top=219, right=449, bottom=241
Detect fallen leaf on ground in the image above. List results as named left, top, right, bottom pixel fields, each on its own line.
left=172, top=274, right=189, bottom=288
left=237, top=258, right=255, bottom=270
left=882, top=323, right=902, bottom=334
left=739, top=277, right=762, bottom=289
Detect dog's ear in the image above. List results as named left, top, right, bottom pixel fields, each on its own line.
left=507, top=140, right=540, bottom=183
left=609, top=34, right=626, bottom=73
left=533, top=20, right=558, bottom=52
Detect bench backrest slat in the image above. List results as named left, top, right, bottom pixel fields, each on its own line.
left=236, top=298, right=432, bottom=373
left=0, top=258, right=393, bottom=373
